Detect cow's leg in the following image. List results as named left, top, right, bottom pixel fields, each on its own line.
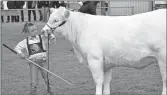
left=158, top=60, right=166, bottom=95
left=103, top=68, right=112, bottom=95
left=88, top=55, right=104, bottom=95
left=157, top=49, right=166, bottom=95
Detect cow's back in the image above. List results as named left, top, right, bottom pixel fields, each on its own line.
left=81, top=9, right=166, bottom=62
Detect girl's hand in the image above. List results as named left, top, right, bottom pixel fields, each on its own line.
left=19, top=53, right=25, bottom=59
left=49, top=34, right=56, bottom=43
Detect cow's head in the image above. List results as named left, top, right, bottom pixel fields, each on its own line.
left=41, top=7, right=70, bottom=39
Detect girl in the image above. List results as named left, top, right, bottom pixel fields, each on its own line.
left=14, top=22, right=55, bottom=95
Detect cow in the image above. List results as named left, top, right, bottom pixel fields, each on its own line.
left=41, top=7, right=166, bottom=95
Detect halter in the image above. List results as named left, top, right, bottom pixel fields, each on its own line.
left=46, top=21, right=66, bottom=32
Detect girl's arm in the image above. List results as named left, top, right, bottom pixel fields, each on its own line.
left=14, top=39, right=27, bottom=58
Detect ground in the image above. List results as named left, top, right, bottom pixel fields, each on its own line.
left=1, top=22, right=163, bottom=95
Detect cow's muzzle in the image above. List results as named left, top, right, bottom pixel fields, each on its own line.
left=41, top=21, right=66, bottom=38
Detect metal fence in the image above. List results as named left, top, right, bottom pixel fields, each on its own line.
left=96, top=6, right=134, bottom=16
left=1, top=8, right=46, bottom=22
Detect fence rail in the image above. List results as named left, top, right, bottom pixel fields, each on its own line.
left=1, top=9, right=43, bottom=16
left=109, top=6, right=134, bottom=16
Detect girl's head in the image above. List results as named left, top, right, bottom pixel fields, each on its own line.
left=22, top=22, right=38, bottom=37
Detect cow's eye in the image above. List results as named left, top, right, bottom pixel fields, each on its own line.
left=54, top=20, right=59, bottom=22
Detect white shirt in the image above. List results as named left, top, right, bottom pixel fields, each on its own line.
left=14, top=35, right=48, bottom=60
left=78, top=2, right=83, bottom=6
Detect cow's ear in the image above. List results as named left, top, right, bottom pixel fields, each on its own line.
left=64, top=10, right=70, bottom=19
left=59, top=7, right=70, bottom=19
left=50, top=8, right=55, bottom=13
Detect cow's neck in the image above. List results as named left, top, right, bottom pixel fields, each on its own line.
left=64, top=12, right=87, bottom=45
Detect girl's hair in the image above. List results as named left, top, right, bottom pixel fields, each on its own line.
left=22, top=22, right=35, bottom=33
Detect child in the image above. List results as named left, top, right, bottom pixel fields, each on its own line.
left=14, top=22, right=55, bottom=95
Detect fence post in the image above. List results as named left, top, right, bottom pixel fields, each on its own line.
left=43, top=7, right=45, bottom=22
left=132, top=6, right=134, bottom=15
left=152, top=1, right=155, bottom=10
left=101, top=1, right=106, bottom=16
left=107, top=0, right=111, bottom=16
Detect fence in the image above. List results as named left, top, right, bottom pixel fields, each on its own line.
left=1, top=1, right=81, bottom=23
left=1, top=8, right=45, bottom=22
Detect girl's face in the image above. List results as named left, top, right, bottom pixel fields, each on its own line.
left=28, top=25, right=38, bottom=37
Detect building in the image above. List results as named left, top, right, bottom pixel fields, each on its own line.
left=97, top=0, right=166, bottom=16
left=108, top=1, right=154, bottom=16
left=154, top=1, right=167, bottom=10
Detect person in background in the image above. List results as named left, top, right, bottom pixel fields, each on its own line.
left=15, top=1, right=25, bottom=22
left=37, top=1, right=49, bottom=22
left=7, top=1, right=15, bottom=22
left=101, top=1, right=108, bottom=16
left=59, top=1, right=67, bottom=8
left=50, top=1, right=59, bottom=8
left=37, top=1, right=43, bottom=21
left=105, top=2, right=108, bottom=12
left=14, top=22, right=55, bottom=95
left=41, top=1, right=50, bottom=22
left=50, top=1, right=66, bottom=8
left=78, top=1, right=99, bottom=15
left=50, top=1, right=60, bottom=8
left=1, top=1, right=4, bottom=23
left=27, top=1, right=36, bottom=22
left=78, top=1, right=83, bottom=7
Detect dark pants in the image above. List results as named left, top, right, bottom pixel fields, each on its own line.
left=16, top=16, right=19, bottom=22
left=1, top=8, right=4, bottom=22
left=28, top=9, right=36, bottom=21
left=28, top=60, right=53, bottom=95
left=38, top=9, right=43, bottom=21
left=7, top=16, right=16, bottom=22
left=7, top=7, right=16, bottom=22
left=15, top=8, right=24, bottom=22
left=1, top=16, right=4, bottom=22
left=20, top=10, right=24, bottom=21
left=43, top=7, right=49, bottom=22
left=16, top=10, right=24, bottom=22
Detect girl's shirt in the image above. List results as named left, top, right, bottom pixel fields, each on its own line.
left=14, top=35, right=48, bottom=61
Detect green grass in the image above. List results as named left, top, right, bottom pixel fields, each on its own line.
left=1, top=22, right=163, bottom=95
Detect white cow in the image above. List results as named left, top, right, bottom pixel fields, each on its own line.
left=42, top=7, right=166, bottom=95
